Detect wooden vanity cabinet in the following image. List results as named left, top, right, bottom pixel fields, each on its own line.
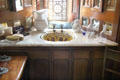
left=2, top=47, right=104, bottom=80
left=28, top=48, right=72, bottom=80
left=73, top=48, right=104, bottom=80
left=27, top=47, right=104, bottom=80
left=28, top=49, right=51, bottom=80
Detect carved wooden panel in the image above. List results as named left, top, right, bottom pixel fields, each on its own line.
left=73, top=59, right=89, bottom=80
left=30, top=59, right=50, bottom=80
left=53, top=60, right=70, bottom=80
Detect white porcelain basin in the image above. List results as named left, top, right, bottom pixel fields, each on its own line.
left=41, top=32, right=73, bottom=42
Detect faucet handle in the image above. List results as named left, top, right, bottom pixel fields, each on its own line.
left=53, top=24, right=56, bottom=33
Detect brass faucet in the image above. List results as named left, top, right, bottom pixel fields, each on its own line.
left=61, top=24, right=63, bottom=33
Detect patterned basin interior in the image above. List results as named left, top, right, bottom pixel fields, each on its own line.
left=42, top=32, right=73, bottom=41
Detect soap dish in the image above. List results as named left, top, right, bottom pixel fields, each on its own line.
left=0, top=55, right=11, bottom=62
left=0, top=67, right=8, bottom=75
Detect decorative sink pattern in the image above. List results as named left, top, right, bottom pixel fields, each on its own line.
left=41, top=32, right=73, bottom=42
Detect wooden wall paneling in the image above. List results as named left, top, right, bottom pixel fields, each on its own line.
left=112, top=0, right=120, bottom=42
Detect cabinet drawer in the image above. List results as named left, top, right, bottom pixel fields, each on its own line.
left=28, top=50, right=50, bottom=59
left=52, top=50, right=69, bottom=59
left=73, top=50, right=89, bottom=59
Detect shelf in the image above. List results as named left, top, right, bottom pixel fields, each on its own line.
left=106, top=56, right=120, bottom=63
left=108, top=48, right=120, bottom=53
left=105, top=68, right=120, bottom=76
left=106, top=51, right=120, bottom=62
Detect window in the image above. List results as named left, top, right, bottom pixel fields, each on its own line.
left=48, top=0, right=67, bottom=21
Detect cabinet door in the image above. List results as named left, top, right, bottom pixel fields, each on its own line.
left=52, top=49, right=71, bottom=80
left=74, top=59, right=89, bottom=80
left=73, top=50, right=90, bottom=80
left=92, top=59, right=103, bottom=80
left=29, top=50, right=50, bottom=80
left=92, top=49, right=104, bottom=80
left=53, top=60, right=70, bottom=80
left=30, top=59, right=50, bottom=80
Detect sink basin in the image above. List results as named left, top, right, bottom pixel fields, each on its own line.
left=41, top=32, right=73, bottom=42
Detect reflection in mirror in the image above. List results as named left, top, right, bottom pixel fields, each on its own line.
left=103, top=22, right=113, bottom=36
left=104, top=0, right=117, bottom=11
left=91, top=19, right=100, bottom=31
left=82, top=17, right=89, bottom=27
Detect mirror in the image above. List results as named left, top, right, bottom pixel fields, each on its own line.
left=82, top=17, right=89, bottom=27
left=91, top=18, right=100, bottom=31
left=103, top=22, right=113, bottom=36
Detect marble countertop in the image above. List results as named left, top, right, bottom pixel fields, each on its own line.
left=0, top=30, right=118, bottom=47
